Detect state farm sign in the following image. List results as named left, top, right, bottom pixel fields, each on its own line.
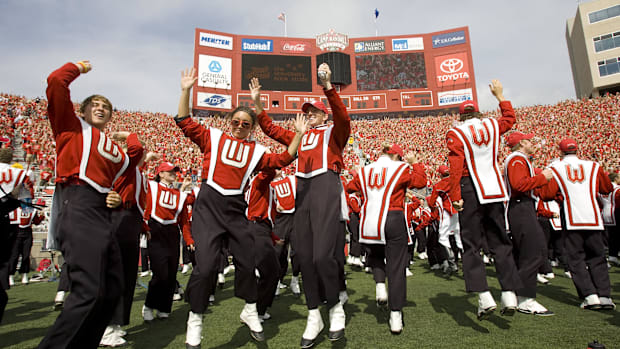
left=280, top=41, right=310, bottom=54
left=434, top=52, right=470, bottom=84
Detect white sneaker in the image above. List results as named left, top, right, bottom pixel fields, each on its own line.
left=113, top=324, right=126, bottom=337
left=53, top=291, right=65, bottom=310
left=100, top=325, right=127, bottom=347
left=279, top=281, right=288, bottom=289
left=537, top=274, right=549, bottom=284
left=140, top=271, right=150, bottom=277
left=328, top=302, right=346, bottom=341
left=405, top=268, right=413, bottom=277
left=580, top=294, right=602, bottom=310
left=564, top=271, right=572, bottom=278
left=430, top=264, right=441, bottom=270
left=609, top=256, right=620, bottom=266
left=290, top=276, right=301, bottom=295
left=275, top=282, right=281, bottom=296
left=240, top=303, right=264, bottom=341
left=208, top=294, right=215, bottom=304
left=157, top=311, right=170, bottom=319
left=346, top=255, right=355, bottom=265
left=142, top=305, right=154, bottom=322
left=544, top=273, right=555, bottom=279
left=599, top=297, right=616, bottom=310
left=482, top=255, right=491, bottom=265
left=550, top=260, right=559, bottom=267
left=218, top=273, right=225, bottom=285
left=185, top=311, right=203, bottom=347
left=517, top=297, right=554, bottom=316
left=364, top=267, right=372, bottom=273
left=339, top=290, right=349, bottom=305
left=300, top=309, right=324, bottom=348
left=417, top=252, right=428, bottom=260
left=500, top=291, right=517, bottom=315
left=21, top=274, right=28, bottom=285
left=173, top=293, right=182, bottom=301
left=389, top=310, right=403, bottom=334
left=354, top=257, right=364, bottom=267
left=376, top=283, right=388, bottom=306
left=477, top=291, right=497, bottom=320
left=9, top=276, right=14, bottom=286
left=259, top=311, right=271, bottom=323
left=223, top=265, right=235, bottom=275
left=181, top=264, right=191, bottom=274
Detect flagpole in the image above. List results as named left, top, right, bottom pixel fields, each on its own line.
left=285, top=17, right=287, bottom=37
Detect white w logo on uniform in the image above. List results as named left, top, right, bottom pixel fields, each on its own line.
left=221, top=139, right=250, bottom=168
left=275, top=183, right=292, bottom=197
left=300, top=132, right=320, bottom=151
left=97, top=135, right=123, bottom=163
left=159, top=191, right=177, bottom=210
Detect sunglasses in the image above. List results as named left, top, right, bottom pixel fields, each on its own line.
left=231, top=119, right=252, bottom=129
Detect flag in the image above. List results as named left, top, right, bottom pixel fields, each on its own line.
left=374, top=8, right=379, bottom=19
left=277, top=12, right=286, bottom=21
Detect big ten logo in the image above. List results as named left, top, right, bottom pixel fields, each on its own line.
left=468, top=123, right=491, bottom=147
left=368, top=168, right=388, bottom=189
left=97, top=134, right=123, bottom=163
left=221, top=139, right=250, bottom=168
left=565, top=164, right=585, bottom=183
left=274, top=182, right=292, bottom=198
left=158, top=190, right=178, bottom=210
left=300, top=132, right=321, bottom=151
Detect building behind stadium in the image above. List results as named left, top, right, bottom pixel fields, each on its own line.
left=567, top=0, right=620, bottom=99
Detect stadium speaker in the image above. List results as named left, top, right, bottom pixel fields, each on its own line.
left=316, top=52, right=351, bottom=85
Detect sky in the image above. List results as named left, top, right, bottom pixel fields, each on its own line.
left=0, top=0, right=586, bottom=114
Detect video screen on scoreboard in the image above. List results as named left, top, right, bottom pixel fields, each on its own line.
left=241, top=54, right=312, bottom=92
left=355, top=53, right=427, bottom=91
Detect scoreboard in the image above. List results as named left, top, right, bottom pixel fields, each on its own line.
left=193, top=27, right=476, bottom=117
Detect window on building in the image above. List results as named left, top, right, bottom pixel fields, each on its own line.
left=589, top=4, right=620, bottom=24
left=598, top=57, right=620, bottom=77
left=593, top=32, right=620, bottom=52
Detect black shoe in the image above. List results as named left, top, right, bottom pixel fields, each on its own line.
left=328, top=329, right=344, bottom=341
left=300, top=337, right=316, bottom=348
left=249, top=330, right=265, bottom=342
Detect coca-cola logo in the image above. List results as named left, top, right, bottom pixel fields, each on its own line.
left=281, top=42, right=309, bottom=53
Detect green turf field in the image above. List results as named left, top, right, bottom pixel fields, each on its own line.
left=1, top=263, right=619, bottom=348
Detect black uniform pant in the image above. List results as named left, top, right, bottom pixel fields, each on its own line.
left=426, top=223, right=446, bottom=266
left=57, top=263, right=70, bottom=292
left=186, top=185, right=257, bottom=314
left=607, top=210, right=620, bottom=257
left=291, top=172, right=344, bottom=309
left=274, top=213, right=294, bottom=281
left=140, top=247, right=150, bottom=272
left=110, top=207, right=141, bottom=325
left=9, top=227, right=33, bottom=274
left=252, top=220, right=280, bottom=315
left=347, top=213, right=362, bottom=257
left=145, top=220, right=180, bottom=314
left=366, top=211, right=409, bottom=311
left=39, top=185, right=123, bottom=349
left=415, top=225, right=427, bottom=253
left=537, top=217, right=553, bottom=274
left=564, top=229, right=611, bottom=298
left=458, top=177, right=522, bottom=293
left=508, top=198, right=544, bottom=298
left=1, top=217, right=18, bottom=324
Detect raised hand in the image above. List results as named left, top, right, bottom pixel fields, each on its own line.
left=181, top=67, right=198, bottom=91
left=294, top=113, right=309, bottom=134
left=404, top=152, right=418, bottom=164
left=74, top=60, right=92, bottom=74
left=249, top=77, right=262, bottom=102
left=489, top=79, right=504, bottom=102
left=318, top=63, right=332, bottom=90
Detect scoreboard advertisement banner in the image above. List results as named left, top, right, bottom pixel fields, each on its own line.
left=198, top=54, right=232, bottom=89
left=193, top=27, right=476, bottom=115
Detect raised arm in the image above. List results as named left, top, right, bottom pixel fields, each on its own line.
left=250, top=77, right=264, bottom=115
left=286, top=114, right=309, bottom=158
left=320, top=63, right=350, bottom=150
left=175, top=68, right=211, bottom=153
left=489, top=80, right=516, bottom=135
left=46, top=61, right=91, bottom=138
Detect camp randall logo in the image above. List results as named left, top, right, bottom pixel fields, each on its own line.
left=437, top=58, right=469, bottom=82
left=316, top=29, right=349, bottom=51
left=202, top=95, right=228, bottom=107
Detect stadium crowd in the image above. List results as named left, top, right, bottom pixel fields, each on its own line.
left=2, top=91, right=619, bottom=185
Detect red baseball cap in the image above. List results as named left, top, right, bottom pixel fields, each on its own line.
left=459, top=100, right=479, bottom=114
left=302, top=100, right=329, bottom=114
left=559, top=138, right=578, bottom=152
left=386, top=144, right=404, bottom=158
left=156, top=161, right=180, bottom=174
left=506, top=131, right=534, bottom=147
left=437, top=165, right=449, bottom=176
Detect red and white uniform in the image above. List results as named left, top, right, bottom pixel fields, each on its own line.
left=540, top=155, right=613, bottom=231
left=271, top=175, right=296, bottom=214
left=538, top=199, right=563, bottom=230
left=245, top=170, right=277, bottom=226
left=47, top=63, right=129, bottom=192
left=112, top=133, right=146, bottom=211
left=16, top=207, right=44, bottom=228
left=599, top=184, right=620, bottom=226
left=175, top=120, right=295, bottom=196
left=347, top=155, right=426, bottom=245
left=144, top=181, right=192, bottom=245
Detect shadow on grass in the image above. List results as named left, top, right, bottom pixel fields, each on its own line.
left=0, top=326, right=49, bottom=347
left=4, top=300, right=55, bottom=326
left=428, top=291, right=512, bottom=332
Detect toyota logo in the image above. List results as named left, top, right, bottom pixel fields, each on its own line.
left=440, top=58, right=463, bottom=74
